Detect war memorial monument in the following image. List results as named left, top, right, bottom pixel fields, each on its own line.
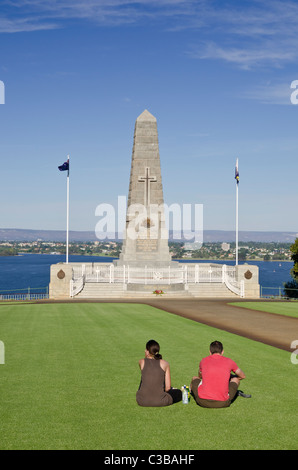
left=49, top=110, right=260, bottom=299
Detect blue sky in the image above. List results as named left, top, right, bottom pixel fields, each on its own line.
left=0, top=0, right=298, bottom=235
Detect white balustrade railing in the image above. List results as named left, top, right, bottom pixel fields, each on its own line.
left=70, top=263, right=244, bottom=297
left=72, top=264, right=241, bottom=286
left=70, top=275, right=85, bottom=297
left=222, top=265, right=244, bottom=297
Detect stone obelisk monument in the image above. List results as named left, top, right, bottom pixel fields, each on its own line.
left=117, top=109, right=172, bottom=266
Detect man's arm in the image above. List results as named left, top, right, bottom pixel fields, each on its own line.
left=234, top=367, right=246, bottom=380
left=197, top=360, right=203, bottom=380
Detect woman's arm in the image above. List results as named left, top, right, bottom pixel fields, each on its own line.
left=164, top=362, right=171, bottom=391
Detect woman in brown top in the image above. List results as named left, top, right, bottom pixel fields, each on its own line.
left=136, top=339, right=182, bottom=407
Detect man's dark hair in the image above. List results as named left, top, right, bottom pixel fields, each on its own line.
left=210, top=341, right=223, bottom=354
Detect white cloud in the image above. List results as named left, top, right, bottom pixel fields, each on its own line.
left=185, top=0, right=298, bottom=70
left=189, top=41, right=297, bottom=70
left=0, top=0, right=201, bottom=31
left=241, top=82, right=293, bottom=105
left=2, top=0, right=298, bottom=72
left=0, top=16, right=59, bottom=33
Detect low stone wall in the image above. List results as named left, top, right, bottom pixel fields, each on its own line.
left=236, top=264, right=260, bottom=298
left=49, top=264, right=73, bottom=299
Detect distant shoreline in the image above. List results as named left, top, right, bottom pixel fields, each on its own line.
left=175, top=258, right=292, bottom=262
left=0, top=252, right=292, bottom=263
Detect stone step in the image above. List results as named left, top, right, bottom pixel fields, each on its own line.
left=187, top=283, right=238, bottom=298
left=77, top=284, right=126, bottom=298
left=123, top=291, right=191, bottom=298
left=75, top=282, right=239, bottom=299
left=77, top=286, right=191, bottom=299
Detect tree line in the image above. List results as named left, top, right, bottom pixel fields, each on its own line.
left=284, top=239, right=298, bottom=298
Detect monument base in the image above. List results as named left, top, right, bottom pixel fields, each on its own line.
left=49, top=261, right=260, bottom=300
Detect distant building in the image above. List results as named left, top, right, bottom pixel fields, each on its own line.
left=221, top=242, right=230, bottom=251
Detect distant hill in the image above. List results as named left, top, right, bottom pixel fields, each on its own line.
left=0, top=228, right=297, bottom=243
left=200, top=230, right=298, bottom=243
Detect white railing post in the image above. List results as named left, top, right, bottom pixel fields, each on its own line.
left=184, top=265, right=188, bottom=284
left=241, top=280, right=245, bottom=298
left=109, top=265, right=114, bottom=283
left=222, top=264, right=226, bottom=283
left=195, top=264, right=199, bottom=283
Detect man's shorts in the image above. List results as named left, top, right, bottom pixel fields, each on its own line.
left=190, top=378, right=238, bottom=408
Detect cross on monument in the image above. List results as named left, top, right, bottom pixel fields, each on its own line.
left=138, top=167, right=157, bottom=207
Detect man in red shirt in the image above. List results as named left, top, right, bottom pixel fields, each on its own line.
left=190, top=341, right=249, bottom=408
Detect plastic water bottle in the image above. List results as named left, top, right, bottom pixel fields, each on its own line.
left=182, top=385, right=189, bottom=404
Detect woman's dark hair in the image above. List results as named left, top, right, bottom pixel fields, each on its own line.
left=146, top=339, right=162, bottom=360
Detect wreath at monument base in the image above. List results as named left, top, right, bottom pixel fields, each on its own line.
left=153, top=289, right=164, bottom=296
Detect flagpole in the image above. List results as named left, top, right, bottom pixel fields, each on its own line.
left=66, top=155, right=70, bottom=264
left=236, top=176, right=238, bottom=266
left=235, top=158, right=239, bottom=266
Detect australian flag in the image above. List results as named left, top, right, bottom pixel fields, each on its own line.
left=58, top=159, right=69, bottom=173
left=235, top=159, right=239, bottom=185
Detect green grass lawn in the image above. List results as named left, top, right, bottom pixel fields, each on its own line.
left=229, top=301, right=298, bottom=318
left=0, top=302, right=297, bottom=450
